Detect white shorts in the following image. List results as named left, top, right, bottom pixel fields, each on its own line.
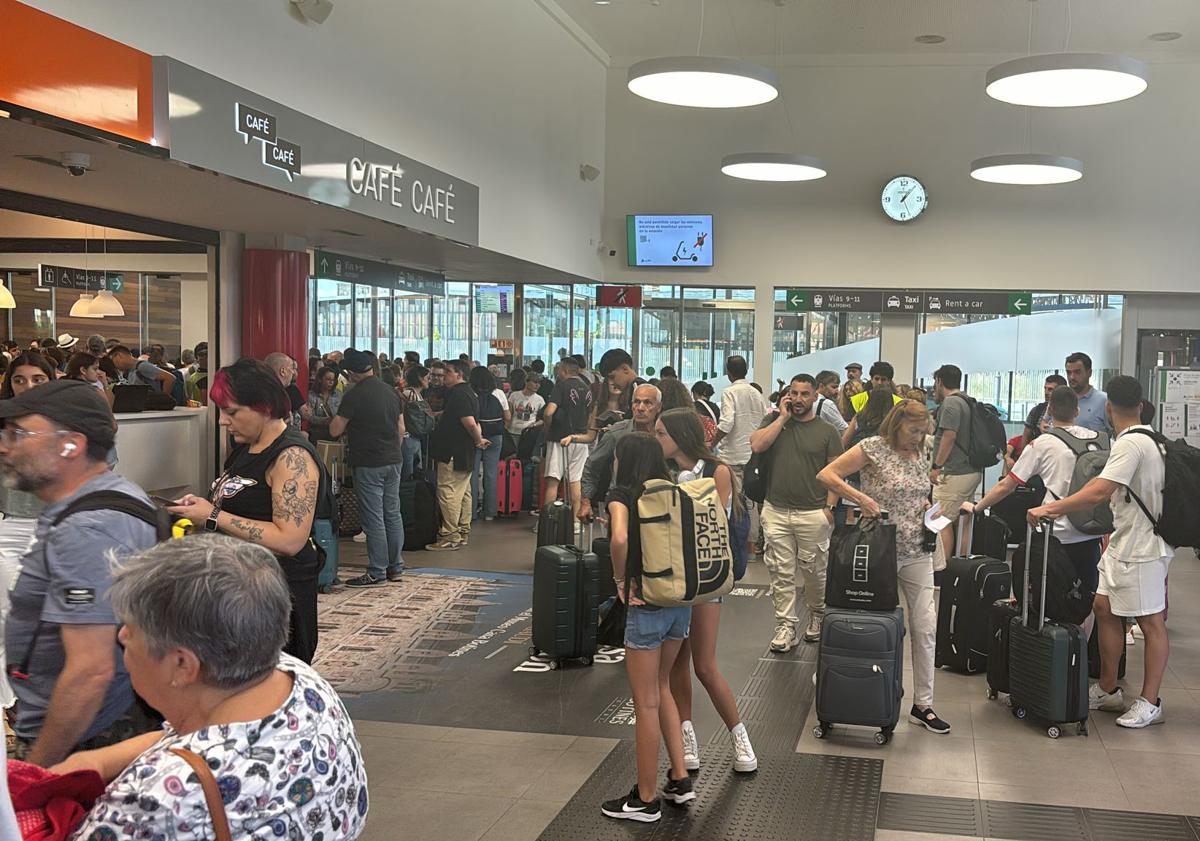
left=1097, top=553, right=1172, bottom=617
left=545, top=441, right=587, bottom=483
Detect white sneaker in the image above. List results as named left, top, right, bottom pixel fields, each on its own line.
left=1125, top=628, right=1136, bottom=646
left=731, top=722, right=757, bottom=773
left=352, top=531, right=367, bottom=543
left=681, top=720, right=700, bottom=771
left=1131, top=624, right=1144, bottom=640
left=1116, top=696, right=1164, bottom=729
left=770, top=624, right=797, bottom=653
left=1088, top=683, right=1126, bottom=712
left=803, top=614, right=823, bottom=643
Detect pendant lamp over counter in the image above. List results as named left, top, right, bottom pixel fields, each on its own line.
left=970, top=154, right=1083, bottom=185
left=627, top=57, right=779, bottom=109
left=985, top=53, right=1148, bottom=108
left=69, top=293, right=103, bottom=318
left=0, top=282, right=14, bottom=309
left=721, top=153, right=826, bottom=182
left=89, top=289, right=125, bottom=317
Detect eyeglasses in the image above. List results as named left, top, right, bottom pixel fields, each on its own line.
left=0, top=428, right=68, bottom=445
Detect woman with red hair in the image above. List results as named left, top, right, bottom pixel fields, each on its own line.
left=168, top=358, right=325, bottom=662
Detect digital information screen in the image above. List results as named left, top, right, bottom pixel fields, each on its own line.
left=626, top=214, right=713, bottom=267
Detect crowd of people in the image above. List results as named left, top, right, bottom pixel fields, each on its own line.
left=0, top=329, right=1178, bottom=834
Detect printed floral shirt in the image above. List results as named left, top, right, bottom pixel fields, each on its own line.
left=858, top=435, right=932, bottom=560
left=71, top=655, right=368, bottom=841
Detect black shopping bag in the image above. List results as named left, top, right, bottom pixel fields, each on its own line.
left=826, top=515, right=899, bottom=611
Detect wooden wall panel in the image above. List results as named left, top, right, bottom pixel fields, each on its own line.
left=146, top=277, right=182, bottom=360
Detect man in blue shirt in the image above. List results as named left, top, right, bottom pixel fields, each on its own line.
left=1065, top=352, right=1111, bottom=434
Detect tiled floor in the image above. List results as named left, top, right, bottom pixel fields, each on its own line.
left=338, top=518, right=1200, bottom=840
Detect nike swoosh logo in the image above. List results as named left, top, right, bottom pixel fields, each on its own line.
left=623, top=803, right=647, bottom=813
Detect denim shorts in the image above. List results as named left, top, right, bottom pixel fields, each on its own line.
left=625, top=604, right=692, bottom=650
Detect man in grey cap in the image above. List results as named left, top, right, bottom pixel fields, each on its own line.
left=844, top=362, right=863, bottom=385
left=0, top=380, right=160, bottom=765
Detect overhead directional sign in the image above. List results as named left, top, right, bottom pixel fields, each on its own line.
left=37, top=263, right=124, bottom=292
left=882, top=292, right=925, bottom=313
left=773, top=313, right=802, bottom=331
left=924, top=291, right=1033, bottom=316
left=785, top=289, right=808, bottom=312
left=314, top=250, right=444, bottom=297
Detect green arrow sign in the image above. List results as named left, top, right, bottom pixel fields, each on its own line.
left=1007, top=292, right=1033, bottom=315
left=785, top=289, right=808, bottom=312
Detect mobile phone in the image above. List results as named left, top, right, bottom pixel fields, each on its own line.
left=150, top=495, right=178, bottom=508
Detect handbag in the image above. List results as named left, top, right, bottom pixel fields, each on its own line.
left=742, top=449, right=772, bottom=504
left=825, top=514, right=899, bottom=611
left=170, top=749, right=232, bottom=841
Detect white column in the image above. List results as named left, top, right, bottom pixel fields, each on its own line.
left=752, top=287, right=776, bottom=386
left=879, top=312, right=920, bottom=385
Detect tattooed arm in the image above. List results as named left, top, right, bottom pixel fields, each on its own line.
left=219, top=446, right=318, bottom=556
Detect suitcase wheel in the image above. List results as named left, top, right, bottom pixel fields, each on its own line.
left=528, top=646, right=538, bottom=657
left=548, top=659, right=559, bottom=671
left=812, top=723, right=829, bottom=740
left=1013, top=706, right=1026, bottom=720
left=1078, top=721, right=1089, bottom=737
left=874, top=731, right=890, bottom=746
left=986, top=688, right=998, bottom=701
left=1046, top=725, right=1061, bottom=739
left=580, top=655, right=593, bottom=667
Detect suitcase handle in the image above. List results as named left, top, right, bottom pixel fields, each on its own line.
left=956, top=508, right=976, bottom=558
left=1022, top=518, right=1054, bottom=632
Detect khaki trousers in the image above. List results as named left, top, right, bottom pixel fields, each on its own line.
left=760, top=502, right=833, bottom=629
left=436, top=461, right=473, bottom=543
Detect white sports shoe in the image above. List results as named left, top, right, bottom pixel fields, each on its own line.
left=803, top=614, right=823, bottom=643
left=1088, top=683, right=1126, bottom=712
left=352, top=531, right=367, bottom=543
left=770, top=624, right=797, bottom=653
left=1116, top=696, right=1164, bottom=729
left=731, top=722, right=758, bottom=773
left=681, top=720, right=700, bottom=771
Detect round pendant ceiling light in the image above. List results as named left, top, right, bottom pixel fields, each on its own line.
left=89, top=289, right=126, bottom=317
left=985, top=53, right=1148, bottom=107
left=721, top=153, right=826, bottom=182
left=970, top=154, right=1083, bottom=185
left=0, top=282, right=14, bottom=309
left=627, top=57, right=779, bottom=108
left=69, top=293, right=102, bottom=318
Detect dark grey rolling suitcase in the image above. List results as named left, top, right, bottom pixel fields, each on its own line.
left=537, top=444, right=576, bottom=548
left=936, top=511, right=1011, bottom=674
left=1008, top=521, right=1089, bottom=738
left=531, top=523, right=599, bottom=670
left=813, top=607, right=906, bottom=745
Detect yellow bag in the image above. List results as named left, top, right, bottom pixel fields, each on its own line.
left=636, top=477, right=734, bottom=607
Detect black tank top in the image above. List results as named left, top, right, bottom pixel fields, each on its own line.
left=210, top=428, right=321, bottom=580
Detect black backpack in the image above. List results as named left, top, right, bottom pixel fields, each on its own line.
left=53, top=490, right=174, bottom=540
left=952, top=394, right=1007, bottom=470
left=1122, top=428, right=1200, bottom=549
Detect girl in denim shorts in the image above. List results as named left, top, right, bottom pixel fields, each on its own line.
left=600, top=433, right=695, bottom=823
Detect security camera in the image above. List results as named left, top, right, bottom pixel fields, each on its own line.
left=579, top=164, right=601, bottom=182
left=291, top=0, right=334, bottom=23
left=61, top=152, right=90, bottom=177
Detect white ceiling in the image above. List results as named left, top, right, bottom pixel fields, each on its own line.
left=0, top=118, right=591, bottom=286
left=557, top=0, right=1200, bottom=64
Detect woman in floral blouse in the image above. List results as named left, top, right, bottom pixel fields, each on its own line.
left=55, top=534, right=368, bottom=840
left=818, top=399, right=951, bottom=735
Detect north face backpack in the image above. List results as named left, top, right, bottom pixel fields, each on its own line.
left=1043, top=428, right=1113, bottom=535
left=1122, top=428, right=1200, bottom=549
left=953, top=394, right=1007, bottom=470
left=634, top=477, right=734, bottom=607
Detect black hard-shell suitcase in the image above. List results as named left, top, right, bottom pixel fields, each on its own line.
left=537, top=446, right=576, bottom=548
left=970, top=509, right=1013, bottom=562
left=1008, top=521, right=1089, bottom=738
left=986, top=599, right=1019, bottom=699
left=531, top=524, right=599, bottom=669
left=936, top=512, right=1011, bottom=674
left=812, top=607, right=906, bottom=745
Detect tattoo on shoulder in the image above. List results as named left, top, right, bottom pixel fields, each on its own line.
left=275, top=447, right=318, bottom=528
left=228, top=517, right=265, bottom=543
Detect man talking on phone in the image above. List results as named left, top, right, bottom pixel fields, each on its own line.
left=749, top=374, right=844, bottom=652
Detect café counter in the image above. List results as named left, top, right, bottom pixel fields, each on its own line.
left=113, top=407, right=211, bottom=498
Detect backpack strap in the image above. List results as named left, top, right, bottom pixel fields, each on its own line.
left=52, top=490, right=171, bottom=540
left=1044, top=426, right=1106, bottom=457
left=1118, top=428, right=1166, bottom=530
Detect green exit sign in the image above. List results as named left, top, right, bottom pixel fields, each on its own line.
left=785, top=289, right=808, bottom=312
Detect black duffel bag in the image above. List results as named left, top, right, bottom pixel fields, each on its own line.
left=1012, top=529, right=1094, bottom=626
left=826, top=514, right=899, bottom=611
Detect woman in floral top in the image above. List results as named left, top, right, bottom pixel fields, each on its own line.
left=819, top=399, right=951, bottom=735
left=53, top=534, right=368, bottom=840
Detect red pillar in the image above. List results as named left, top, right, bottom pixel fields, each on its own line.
left=241, top=249, right=310, bottom=396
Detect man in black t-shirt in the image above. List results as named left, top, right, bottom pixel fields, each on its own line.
left=329, top=349, right=406, bottom=586
left=427, top=359, right=488, bottom=551
left=543, top=356, right=594, bottom=520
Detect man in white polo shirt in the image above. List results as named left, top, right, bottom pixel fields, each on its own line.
left=1028, top=375, right=1171, bottom=729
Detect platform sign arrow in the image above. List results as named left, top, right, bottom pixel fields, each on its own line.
left=785, top=289, right=808, bottom=312
left=1007, top=292, right=1033, bottom=315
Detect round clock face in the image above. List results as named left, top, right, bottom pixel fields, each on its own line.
left=881, top=176, right=927, bottom=222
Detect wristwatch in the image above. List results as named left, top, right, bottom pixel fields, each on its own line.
left=931, top=463, right=943, bottom=470
left=204, top=510, right=220, bottom=533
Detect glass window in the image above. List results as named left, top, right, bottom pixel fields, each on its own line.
left=393, top=293, right=431, bottom=361
left=433, top=282, right=471, bottom=361
left=639, top=305, right=678, bottom=378
left=471, top=284, right=510, bottom=365
left=314, top=279, right=352, bottom=354
left=522, top=284, right=570, bottom=366
left=374, top=286, right=393, bottom=360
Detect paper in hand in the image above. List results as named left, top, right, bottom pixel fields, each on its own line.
left=924, top=501, right=952, bottom=534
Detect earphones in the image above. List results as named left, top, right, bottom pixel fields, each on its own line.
left=59, top=442, right=76, bottom=458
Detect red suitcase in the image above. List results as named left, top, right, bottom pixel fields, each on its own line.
left=498, top=457, right=523, bottom=517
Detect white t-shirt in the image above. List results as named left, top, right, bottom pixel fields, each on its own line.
left=1009, top=424, right=1099, bottom=544
left=1097, top=425, right=1170, bottom=563
left=814, top=396, right=848, bottom=432
left=508, top=391, right=545, bottom=434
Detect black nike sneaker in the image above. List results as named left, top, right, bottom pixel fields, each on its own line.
left=601, top=785, right=661, bottom=823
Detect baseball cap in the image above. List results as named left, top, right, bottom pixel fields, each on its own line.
left=0, top=379, right=116, bottom=451
left=343, top=349, right=374, bottom=374
left=845, top=362, right=863, bottom=372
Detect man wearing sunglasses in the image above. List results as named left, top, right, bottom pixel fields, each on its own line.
left=0, top=380, right=160, bottom=766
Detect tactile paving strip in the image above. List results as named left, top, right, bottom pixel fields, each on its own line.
left=877, top=791, right=1200, bottom=841
left=536, top=739, right=881, bottom=841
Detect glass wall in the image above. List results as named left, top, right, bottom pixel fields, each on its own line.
left=433, top=282, right=471, bottom=362
left=522, top=284, right=570, bottom=365
left=393, top=293, right=430, bottom=359
left=314, top=278, right=352, bottom=353
left=770, top=289, right=882, bottom=370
